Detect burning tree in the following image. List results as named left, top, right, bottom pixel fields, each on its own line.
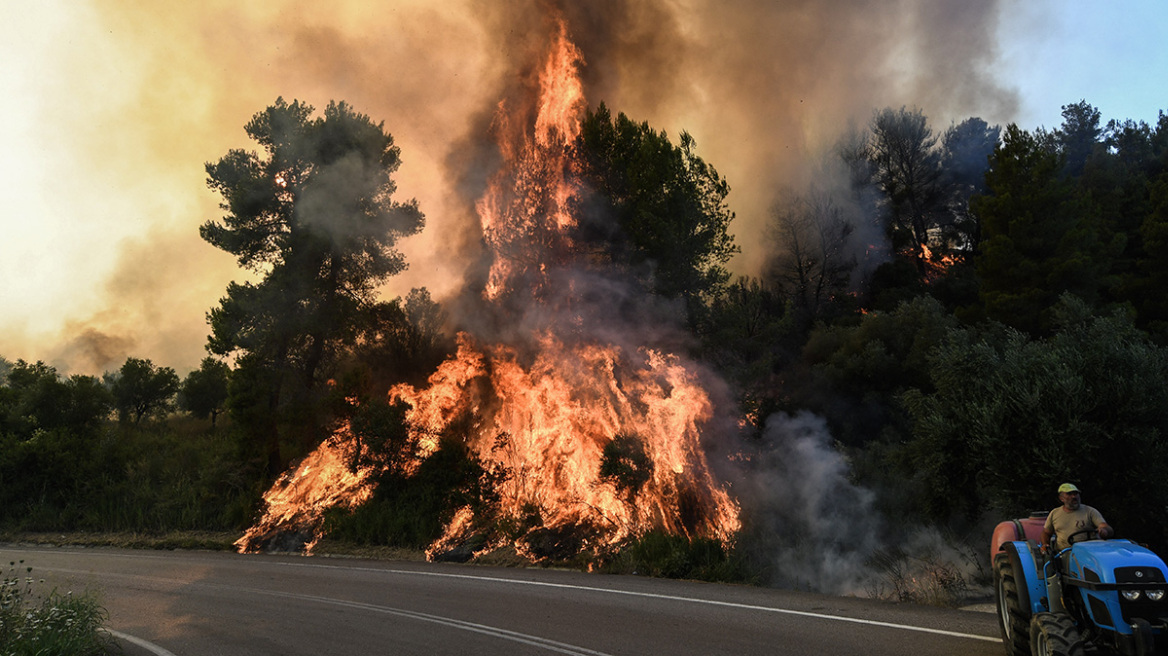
left=237, top=13, right=741, bottom=561
left=202, top=99, right=424, bottom=476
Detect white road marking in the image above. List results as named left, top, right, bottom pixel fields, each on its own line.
left=248, top=588, right=613, bottom=656
left=12, top=556, right=611, bottom=656
left=276, top=561, right=1000, bottom=644
left=103, top=628, right=180, bottom=656
left=4, top=548, right=997, bottom=646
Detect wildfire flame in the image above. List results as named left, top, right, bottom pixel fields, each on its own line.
left=235, top=433, right=375, bottom=552
left=919, top=243, right=959, bottom=281
left=237, top=14, right=740, bottom=559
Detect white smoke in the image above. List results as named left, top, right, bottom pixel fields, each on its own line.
left=735, top=411, right=881, bottom=593
left=735, top=411, right=985, bottom=602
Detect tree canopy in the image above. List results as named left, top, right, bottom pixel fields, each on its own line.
left=104, top=357, right=180, bottom=426
left=180, top=357, right=232, bottom=427
left=900, top=296, right=1168, bottom=547
left=202, top=98, right=424, bottom=473
left=572, top=104, right=739, bottom=308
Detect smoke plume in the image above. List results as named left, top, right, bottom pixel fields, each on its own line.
left=2, top=0, right=1017, bottom=375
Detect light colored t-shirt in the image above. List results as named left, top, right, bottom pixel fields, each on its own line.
left=1045, top=505, right=1106, bottom=547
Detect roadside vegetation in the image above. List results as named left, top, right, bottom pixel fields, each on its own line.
left=2, top=98, right=1167, bottom=609
left=0, top=560, right=110, bottom=656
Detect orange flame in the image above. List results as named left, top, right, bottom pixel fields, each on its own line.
left=236, top=13, right=740, bottom=559
left=236, top=432, right=375, bottom=553
left=478, top=19, right=585, bottom=301
left=392, top=331, right=740, bottom=557
left=920, top=243, right=959, bottom=281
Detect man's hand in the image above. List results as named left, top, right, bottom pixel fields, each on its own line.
left=1098, top=524, right=1113, bottom=539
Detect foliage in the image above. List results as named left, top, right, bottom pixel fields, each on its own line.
left=1, top=361, right=111, bottom=437
left=689, top=277, right=805, bottom=432
left=333, top=288, right=452, bottom=394
left=573, top=103, right=739, bottom=310
left=1054, top=100, right=1103, bottom=177
left=973, top=124, right=1103, bottom=334
left=971, top=105, right=1168, bottom=337
left=323, top=437, right=494, bottom=550
left=599, top=531, right=752, bottom=583
left=938, top=116, right=1000, bottom=251
left=202, top=97, right=424, bottom=474
left=0, top=415, right=261, bottom=533
left=598, top=433, right=653, bottom=500
left=765, top=188, right=859, bottom=316
left=339, top=399, right=414, bottom=474
left=0, top=561, right=111, bottom=655
left=180, top=357, right=232, bottom=427
left=868, top=106, right=944, bottom=266
left=900, top=296, right=1168, bottom=550
left=796, top=296, right=958, bottom=447
left=105, top=357, right=180, bottom=425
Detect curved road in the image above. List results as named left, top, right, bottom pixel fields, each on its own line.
left=1, top=546, right=1001, bottom=655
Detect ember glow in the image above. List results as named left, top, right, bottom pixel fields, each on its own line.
left=920, top=243, right=960, bottom=281
left=237, top=15, right=741, bottom=559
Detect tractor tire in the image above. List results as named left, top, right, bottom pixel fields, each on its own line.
left=995, top=552, right=1032, bottom=656
left=1028, top=612, right=1086, bottom=656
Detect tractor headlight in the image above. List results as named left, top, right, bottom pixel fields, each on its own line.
left=1121, top=589, right=1142, bottom=601
left=1147, top=589, right=1165, bottom=602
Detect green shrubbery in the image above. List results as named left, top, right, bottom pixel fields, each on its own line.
left=600, top=531, right=754, bottom=583
left=0, top=401, right=262, bottom=536
left=322, top=438, right=494, bottom=550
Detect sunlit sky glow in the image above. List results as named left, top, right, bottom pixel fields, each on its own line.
left=1, top=0, right=1165, bottom=375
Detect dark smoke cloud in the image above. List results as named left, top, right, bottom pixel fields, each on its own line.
left=446, top=0, right=1018, bottom=278
left=50, top=327, right=136, bottom=377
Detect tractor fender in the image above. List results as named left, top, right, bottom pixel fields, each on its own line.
left=1002, top=540, right=1048, bottom=616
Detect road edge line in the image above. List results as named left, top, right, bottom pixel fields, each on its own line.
left=103, top=628, right=179, bottom=656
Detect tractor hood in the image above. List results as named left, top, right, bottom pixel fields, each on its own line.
left=1069, top=539, right=1168, bottom=584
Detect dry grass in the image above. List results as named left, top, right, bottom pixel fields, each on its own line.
left=0, top=531, right=238, bottom=551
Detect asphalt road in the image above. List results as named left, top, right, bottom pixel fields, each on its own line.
left=1, top=545, right=1003, bottom=655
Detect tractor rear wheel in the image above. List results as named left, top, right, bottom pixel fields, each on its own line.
left=995, top=552, right=1032, bottom=656
left=1029, top=612, right=1085, bottom=656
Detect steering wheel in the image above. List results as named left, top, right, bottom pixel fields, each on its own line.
left=1064, top=528, right=1101, bottom=546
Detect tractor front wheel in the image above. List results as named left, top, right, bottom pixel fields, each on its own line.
left=1029, top=612, right=1086, bottom=656
left=995, top=552, right=1032, bottom=656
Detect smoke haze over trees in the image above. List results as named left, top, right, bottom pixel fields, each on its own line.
left=1, top=0, right=1024, bottom=376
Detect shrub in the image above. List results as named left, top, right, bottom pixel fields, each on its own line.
left=0, top=560, right=111, bottom=655
left=600, top=530, right=753, bottom=583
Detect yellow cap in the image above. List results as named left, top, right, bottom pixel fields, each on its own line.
left=1058, top=483, right=1080, bottom=494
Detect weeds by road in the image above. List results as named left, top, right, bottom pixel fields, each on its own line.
left=0, top=559, right=111, bottom=656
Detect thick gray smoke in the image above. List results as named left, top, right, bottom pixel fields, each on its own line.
left=736, top=412, right=882, bottom=593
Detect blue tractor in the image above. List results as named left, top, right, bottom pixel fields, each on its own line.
left=992, top=515, right=1168, bottom=655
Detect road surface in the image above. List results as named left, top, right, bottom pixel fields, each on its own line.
left=1, top=545, right=1002, bottom=655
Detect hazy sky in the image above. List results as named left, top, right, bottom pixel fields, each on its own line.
left=2, top=0, right=1165, bottom=375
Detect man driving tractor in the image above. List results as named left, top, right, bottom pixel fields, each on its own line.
left=1042, top=482, right=1113, bottom=552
